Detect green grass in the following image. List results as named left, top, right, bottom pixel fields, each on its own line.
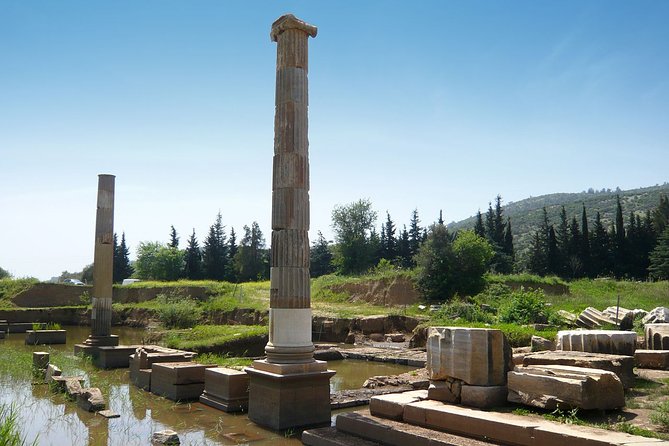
left=486, top=273, right=568, bottom=287
left=161, top=324, right=268, bottom=351
left=0, top=403, right=38, bottom=446
left=0, top=278, right=39, bottom=307
left=193, top=353, right=253, bottom=368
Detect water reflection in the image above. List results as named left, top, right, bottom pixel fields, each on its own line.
left=1, top=327, right=416, bottom=445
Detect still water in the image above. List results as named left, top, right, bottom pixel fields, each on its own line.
left=0, top=326, right=415, bottom=445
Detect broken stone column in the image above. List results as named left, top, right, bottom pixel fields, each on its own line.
left=556, top=329, right=636, bottom=356
left=75, top=174, right=119, bottom=355
left=645, top=324, right=669, bottom=350
left=246, top=14, right=334, bottom=431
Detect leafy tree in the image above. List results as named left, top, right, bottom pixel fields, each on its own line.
left=113, top=232, right=133, bottom=283
left=310, top=231, right=334, bottom=277
left=168, top=225, right=179, bottom=249
left=450, top=230, right=494, bottom=296
left=183, top=229, right=202, bottom=280
left=331, top=199, right=377, bottom=274
left=202, top=212, right=228, bottom=280
left=0, top=266, right=11, bottom=279
left=135, top=242, right=184, bottom=281
left=81, top=264, right=94, bottom=284
left=649, top=227, right=669, bottom=280
left=233, top=222, right=268, bottom=281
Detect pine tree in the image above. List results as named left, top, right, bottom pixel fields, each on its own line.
left=653, top=194, right=669, bottom=234
left=183, top=229, right=202, bottom=280
left=649, top=227, right=669, bottom=280
left=438, top=210, right=444, bottom=226
left=590, top=212, right=611, bottom=277
left=168, top=225, right=179, bottom=249
left=556, top=206, right=570, bottom=275
left=474, top=211, right=485, bottom=238
left=493, top=195, right=505, bottom=246
left=381, top=212, right=397, bottom=261
left=567, top=217, right=582, bottom=277
left=547, top=225, right=560, bottom=275
left=202, top=212, right=227, bottom=280
left=113, top=232, right=133, bottom=282
left=580, top=205, right=591, bottom=277
left=408, top=209, right=422, bottom=261
left=613, top=195, right=627, bottom=278
left=397, top=226, right=412, bottom=268
left=225, top=227, right=238, bottom=282
left=485, top=203, right=495, bottom=243
left=310, top=231, right=334, bottom=277
left=112, top=233, right=120, bottom=282
left=233, top=222, right=267, bottom=281
left=528, top=208, right=550, bottom=275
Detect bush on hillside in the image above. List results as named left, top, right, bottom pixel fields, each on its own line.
left=155, top=293, right=202, bottom=329
left=498, top=288, right=552, bottom=325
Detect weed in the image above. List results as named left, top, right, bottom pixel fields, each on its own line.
left=155, top=292, right=202, bottom=329
left=0, top=403, right=38, bottom=446
left=498, top=288, right=552, bottom=325
left=651, top=401, right=669, bottom=430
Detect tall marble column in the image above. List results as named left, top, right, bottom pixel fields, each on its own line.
left=79, top=174, right=119, bottom=349
left=265, top=13, right=317, bottom=365
left=246, top=14, right=334, bottom=431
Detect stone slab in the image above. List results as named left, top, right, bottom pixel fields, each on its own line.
left=151, top=381, right=205, bottom=402
left=302, top=427, right=383, bottom=446
left=369, top=390, right=427, bottom=421
left=335, top=410, right=509, bottom=446
left=426, top=327, right=508, bottom=385
left=33, top=351, right=50, bottom=370
left=199, top=393, right=248, bottom=413
left=635, top=350, right=669, bottom=369
left=533, top=422, right=669, bottom=446
left=427, top=379, right=461, bottom=403
left=97, top=409, right=120, bottom=419
left=521, top=350, right=636, bottom=389
left=76, top=387, right=106, bottom=412
left=7, top=322, right=36, bottom=333
left=50, top=376, right=85, bottom=393
left=557, top=330, right=637, bottom=356
left=460, top=385, right=507, bottom=409
left=25, top=330, right=66, bottom=345
left=246, top=365, right=334, bottom=430
left=203, top=367, right=249, bottom=400
left=508, top=364, right=625, bottom=410
left=251, top=359, right=327, bottom=375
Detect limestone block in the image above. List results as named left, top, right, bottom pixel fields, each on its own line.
left=531, top=335, right=555, bottom=352
left=274, top=102, right=308, bottom=155
left=199, top=367, right=250, bottom=412
left=556, top=329, right=636, bottom=356
left=508, top=364, right=625, bottom=410
left=635, top=350, right=669, bottom=369
left=369, top=390, right=427, bottom=421
left=427, top=379, right=461, bottom=403
left=76, top=387, right=106, bottom=412
left=426, top=327, right=509, bottom=386
left=50, top=376, right=85, bottom=393
left=269, top=266, right=310, bottom=307
left=32, top=351, right=49, bottom=370
left=521, top=350, right=635, bottom=389
left=645, top=324, right=669, bottom=350
left=576, top=307, right=617, bottom=329
left=271, top=188, right=309, bottom=230
left=557, top=310, right=578, bottom=326
left=643, top=307, right=669, bottom=324
left=45, top=364, right=62, bottom=382
left=152, top=430, right=180, bottom=445
left=460, top=385, right=507, bottom=409
left=151, top=362, right=214, bottom=401
left=65, top=379, right=83, bottom=400
left=603, top=306, right=636, bottom=330
left=271, top=230, right=309, bottom=267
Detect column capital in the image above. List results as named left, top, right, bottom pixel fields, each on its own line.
left=271, top=14, right=317, bottom=42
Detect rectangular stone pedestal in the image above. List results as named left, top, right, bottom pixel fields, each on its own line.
left=246, top=360, right=335, bottom=431
left=151, top=362, right=215, bottom=402
left=26, top=330, right=66, bottom=345
left=199, top=367, right=250, bottom=413
left=94, top=346, right=138, bottom=369
left=73, top=335, right=120, bottom=360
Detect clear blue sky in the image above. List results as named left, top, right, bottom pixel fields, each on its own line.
left=1, top=1, right=668, bottom=279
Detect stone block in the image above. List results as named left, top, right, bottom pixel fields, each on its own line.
left=152, top=381, right=205, bottom=402
left=25, top=329, right=66, bottom=345
left=246, top=364, right=335, bottom=430
left=643, top=307, right=669, bottom=324
left=271, top=229, right=309, bottom=267
left=576, top=307, right=617, bottom=329
left=46, top=364, right=62, bottom=382
left=97, top=410, right=120, bottom=419
left=199, top=367, right=250, bottom=413
left=460, top=385, right=507, bottom=409
left=521, top=350, right=636, bottom=389
left=151, top=362, right=212, bottom=385
left=531, top=335, right=555, bottom=352
left=302, top=427, right=382, bottom=446
left=94, top=346, right=137, bottom=369
left=645, top=324, right=669, bottom=350
left=426, top=327, right=509, bottom=385
left=32, top=351, right=50, bottom=370
left=65, top=379, right=83, bottom=400
left=508, top=364, right=625, bottom=410
left=369, top=390, right=427, bottom=421
left=427, top=379, right=461, bottom=403
left=557, top=329, right=637, bottom=356
left=635, top=350, right=669, bottom=369
left=151, top=430, right=180, bottom=445
left=271, top=188, right=309, bottom=230
left=50, top=376, right=85, bottom=393
left=532, top=422, right=669, bottom=446
left=76, top=387, right=106, bottom=412
left=272, top=153, right=309, bottom=190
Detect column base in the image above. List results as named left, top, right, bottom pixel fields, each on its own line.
left=245, top=360, right=335, bottom=431
left=74, top=335, right=120, bottom=362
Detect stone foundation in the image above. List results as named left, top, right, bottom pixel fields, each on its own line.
left=199, top=367, right=250, bottom=413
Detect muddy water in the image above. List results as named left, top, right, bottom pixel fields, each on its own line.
left=0, top=326, right=416, bottom=446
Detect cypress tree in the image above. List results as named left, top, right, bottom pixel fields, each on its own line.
left=438, top=210, right=444, bottom=226
left=556, top=206, right=570, bottom=275
left=113, top=232, right=134, bottom=282
left=528, top=208, right=550, bottom=275
left=225, top=227, right=238, bottom=282
left=202, top=212, right=227, bottom=280
left=485, top=203, right=495, bottom=243
left=649, top=227, right=669, bottom=280
left=613, top=195, right=627, bottom=278
left=184, top=229, right=202, bottom=280
left=493, top=195, right=505, bottom=247
left=408, top=209, right=422, bottom=260
left=590, top=212, right=611, bottom=277
left=474, top=211, right=485, bottom=238
left=382, top=212, right=397, bottom=261
left=547, top=225, right=560, bottom=275
left=567, top=217, right=582, bottom=277
left=504, top=217, right=514, bottom=262
left=168, top=225, right=179, bottom=249
left=397, top=226, right=411, bottom=268
left=580, top=205, right=591, bottom=277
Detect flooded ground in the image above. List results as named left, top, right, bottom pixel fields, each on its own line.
left=0, top=326, right=416, bottom=445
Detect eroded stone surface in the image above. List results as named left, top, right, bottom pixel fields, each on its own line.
left=556, top=329, right=636, bottom=356
left=643, top=307, right=669, bottom=325
left=369, top=390, right=427, bottom=421
left=76, top=387, right=106, bottom=412
left=531, top=335, right=555, bottom=352
left=635, top=349, right=669, bottom=369
left=508, top=364, right=625, bottom=410
left=645, top=324, right=669, bottom=350
left=427, top=379, right=461, bottom=403
left=576, top=307, right=617, bottom=329
left=460, top=385, right=507, bottom=409
left=152, top=430, right=180, bottom=445
left=426, top=327, right=510, bottom=385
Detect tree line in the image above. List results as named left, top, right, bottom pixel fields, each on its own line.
left=526, top=195, right=669, bottom=280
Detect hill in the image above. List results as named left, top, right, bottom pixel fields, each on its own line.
left=449, top=183, right=669, bottom=260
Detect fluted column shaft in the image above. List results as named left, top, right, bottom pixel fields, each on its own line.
left=90, top=174, right=114, bottom=339
left=266, top=15, right=317, bottom=364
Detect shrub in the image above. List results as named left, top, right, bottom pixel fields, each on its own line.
left=434, top=298, right=495, bottom=324
left=651, top=400, right=669, bottom=430
left=498, top=288, right=552, bottom=325
left=155, top=293, right=202, bottom=329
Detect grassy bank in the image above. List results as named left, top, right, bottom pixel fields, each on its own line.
left=161, top=324, right=268, bottom=352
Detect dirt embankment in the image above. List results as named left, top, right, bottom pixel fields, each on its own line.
left=328, top=276, right=419, bottom=306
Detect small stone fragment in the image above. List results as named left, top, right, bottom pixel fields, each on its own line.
left=344, top=332, right=355, bottom=344
left=65, top=378, right=83, bottom=400
left=642, top=307, right=669, bottom=324
left=531, top=335, right=555, bottom=352
left=97, top=409, right=120, bottom=419
left=46, top=364, right=62, bottom=382
left=76, top=387, right=106, bottom=412
left=152, top=430, right=180, bottom=445
left=427, top=378, right=461, bottom=403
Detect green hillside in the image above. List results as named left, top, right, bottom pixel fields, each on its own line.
left=450, top=183, right=669, bottom=260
